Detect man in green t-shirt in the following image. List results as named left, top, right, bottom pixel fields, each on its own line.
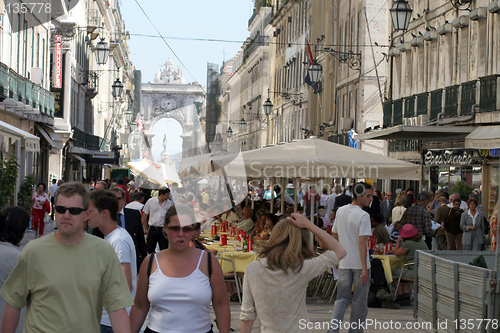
left=0, top=182, right=133, bottom=333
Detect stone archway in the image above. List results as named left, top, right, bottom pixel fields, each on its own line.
left=129, top=59, right=206, bottom=161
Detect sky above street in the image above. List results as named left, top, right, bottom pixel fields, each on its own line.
left=120, top=0, right=254, bottom=160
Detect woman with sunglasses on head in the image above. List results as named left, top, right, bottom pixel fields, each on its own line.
left=240, top=213, right=346, bottom=333
left=130, top=204, right=230, bottom=333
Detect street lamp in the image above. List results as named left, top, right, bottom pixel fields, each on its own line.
left=111, top=78, right=124, bottom=98
left=263, top=97, right=273, bottom=115
left=226, top=127, right=233, bottom=138
left=239, top=118, right=247, bottom=131
left=390, top=0, right=413, bottom=31
left=308, top=60, right=323, bottom=84
left=95, top=38, right=110, bottom=65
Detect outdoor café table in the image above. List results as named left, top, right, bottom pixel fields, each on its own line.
left=203, top=240, right=258, bottom=274
left=219, top=251, right=259, bottom=274
left=371, top=254, right=406, bottom=283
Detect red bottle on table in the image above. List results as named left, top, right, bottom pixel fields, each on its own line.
left=211, top=224, right=217, bottom=236
left=221, top=234, right=227, bottom=246
left=247, top=238, right=253, bottom=252
left=230, top=226, right=236, bottom=238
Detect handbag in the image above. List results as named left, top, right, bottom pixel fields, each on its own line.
left=44, top=200, right=51, bottom=213
left=44, top=212, right=51, bottom=224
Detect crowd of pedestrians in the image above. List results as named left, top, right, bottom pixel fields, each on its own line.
left=0, top=175, right=498, bottom=332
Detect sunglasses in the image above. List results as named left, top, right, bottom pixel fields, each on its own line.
left=166, top=226, right=194, bottom=233
left=55, top=206, right=87, bottom=215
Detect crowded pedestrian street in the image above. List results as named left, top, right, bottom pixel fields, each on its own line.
left=2, top=0, right=500, bottom=332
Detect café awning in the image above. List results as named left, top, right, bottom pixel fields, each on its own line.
left=355, top=125, right=476, bottom=141
left=0, top=120, right=40, bottom=152
left=36, top=124, right=63, bottom=150
left=465, top=125, right=500, bottom=149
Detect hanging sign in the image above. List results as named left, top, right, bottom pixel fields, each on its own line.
left=54, top=35, right=63, bottom=88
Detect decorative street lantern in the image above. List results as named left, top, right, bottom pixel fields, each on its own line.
left=226, top=127, right=233, bottom=138
left=263, top=97, right=273, bottom=116
left=390, top=0, right=413, bottom=31
left=112, top=78, right=124, bottom=98
left=308, top=60, right=322, bottom=84
left=239, top=118, right=247, bottom=131
left=95, top=38, right=110, bottom=65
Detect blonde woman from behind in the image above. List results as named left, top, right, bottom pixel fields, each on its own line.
left=240, top=213, right=346, bottom=333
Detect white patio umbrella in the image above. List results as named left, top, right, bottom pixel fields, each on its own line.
left=157, top=162, right=182, bottom=185
left=127, top=161, right=167, bottom=187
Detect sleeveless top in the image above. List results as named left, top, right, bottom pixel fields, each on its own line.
left=147, top=251, right=212, bottom=332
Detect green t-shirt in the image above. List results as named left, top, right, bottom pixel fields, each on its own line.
left=0, top=233, right=133, bottom=333
left=402, top=239, right=428, bottom=264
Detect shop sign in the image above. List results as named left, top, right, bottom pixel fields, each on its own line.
left=53, top=35, right=63, bottom=88
left=478, top=149, right=500, bottom=158
left=424, top=150, right=473, bottom=166
left=92, top=151, right=114, bottom=159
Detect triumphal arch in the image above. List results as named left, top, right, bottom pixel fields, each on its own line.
left=128, top=59, right=206, bottom=160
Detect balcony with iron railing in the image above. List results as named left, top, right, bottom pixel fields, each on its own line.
left=480, top=75, right=499, bottom=112
left=393, top=99, right=403, bottom=125
left=0, top=62, right=55, bottom=117
left=382, top=76, right=498, bottom=128
left=430, top=89, right=443, bottom=120
left=404, top=95, right=415, bottom=118
left=244, top=34, right=270, bottom=59
left=80, top=70, right=99, bottom=99
left=87, top=9, right=101, bottom=37
left=416, top=92, right=428, bottom=116
left=383, top=101, right=392, bottom=128
left=73, top=127, right=103, bottom=151
left=444, top=85, right=459, bottom=117
left=461, top=80, right=476, bottom=115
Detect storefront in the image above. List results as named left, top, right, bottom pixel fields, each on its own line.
left=465, top=126, right=500, bottom=220
left=423, top=149, right=483, bottom=194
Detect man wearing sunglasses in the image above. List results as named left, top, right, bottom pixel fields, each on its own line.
left=0, top=182, right=133, bottom=333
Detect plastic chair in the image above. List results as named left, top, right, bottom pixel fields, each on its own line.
left=217, top=256, right=242, bottom=304
left=393, top=262, right=415, bottom=301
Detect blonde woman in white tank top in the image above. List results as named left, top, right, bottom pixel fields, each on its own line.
left=130, top=204, right=230, bottom=333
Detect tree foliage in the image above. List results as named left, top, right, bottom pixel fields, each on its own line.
left=18, top=174, right=35, bottom=212
left=450, top=181, right=473, bottom=201
left=0, top=155, right=20, bottom=208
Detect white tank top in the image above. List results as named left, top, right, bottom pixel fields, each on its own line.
left=147, top=250, right=212, bottom=332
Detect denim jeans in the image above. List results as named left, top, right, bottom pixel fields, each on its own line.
left=100, top=325, right=113, bottom=333
left=328, top=268, right=371, bottom=333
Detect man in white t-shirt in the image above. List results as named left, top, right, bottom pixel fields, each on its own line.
left=141, top=187, right=173, bottom=254
left=329, top=182, right=373, bottom=333
left=48, top=179, right=59, bottom=220
left=87, top=190, right=137, bottom=333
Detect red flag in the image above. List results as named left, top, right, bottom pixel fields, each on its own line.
left=306, top=39, right=314, bottom=65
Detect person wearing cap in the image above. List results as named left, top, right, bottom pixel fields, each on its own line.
left=128, top=181, right=137, bottom=194
left=284, top=183, right=295, bottom=201
left=399, top=191, right=433, bottom=249
left=391, top=224, right=428, bottom=304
